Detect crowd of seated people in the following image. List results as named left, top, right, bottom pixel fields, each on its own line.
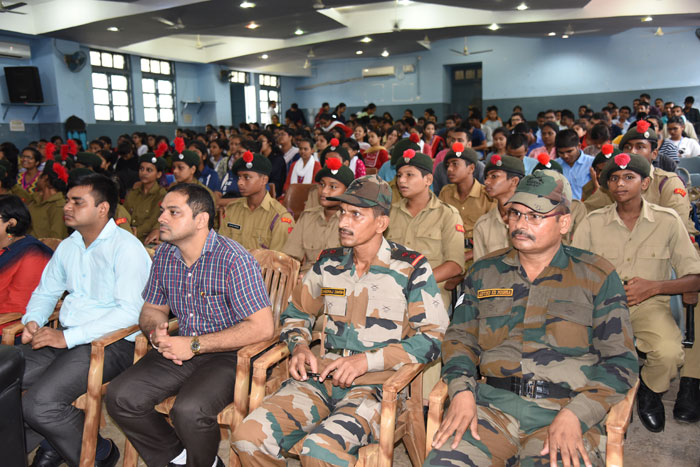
left=0, top=92, right=699, bottom=467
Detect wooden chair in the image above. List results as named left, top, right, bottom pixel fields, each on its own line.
left=425, top=379, right=640, bottom=467
left=122, top=249, right=300, bottom=467
left=38, top=237, right=62, bottom=251
left=283, top=183, right=316, bottom=220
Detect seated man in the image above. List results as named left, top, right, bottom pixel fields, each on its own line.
left=573, top=153, right=700, bottom=430
left=232, top=175, right=449, bottom=466
left=554, top=129, right=594, bottom=200
left=428, top=171, right=638, bottom=466
left=18, top=173, right=151, bottom=467
left=106, top=183, right=274, bottom=467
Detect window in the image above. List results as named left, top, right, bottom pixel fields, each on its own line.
left=258, top=74, right=280, bottom=125
left=141, top=58, right=175, bottom=123
left=90, top=50, right=131, bottom=122
left=228, top=70, right=249, bottom=84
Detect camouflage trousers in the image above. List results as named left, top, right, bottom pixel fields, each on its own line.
left=424, top=404, right=606, bottom=467
left=232, top=378, right=382, bottom=467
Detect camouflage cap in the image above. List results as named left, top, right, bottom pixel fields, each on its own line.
left=232, top=151, right=272, bottom=176
left=484, top=154, right=525, bottom=178
left=507, top=169, right=571, bottom=213
left=174, top=149, right=201, bottom=168
left=327, top=174, right=392, bottom=211
left=618, top=119, right=657, bottom=151
left=599, top=152, right=650, bottom=186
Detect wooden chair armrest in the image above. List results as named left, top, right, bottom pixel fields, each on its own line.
left=134, top=318, right=180, bottom=349
left=426, top=380, right=449, bottom=456
left=91, top=324, right=141, bottom=349
left=249, top=342, right=291, bottom=413
left=382, top=363, right=425, bottom=396
left=238, top=333, right=281, bottom=360
left=0, top=313, right=23, bottom=325
left=682, top=292, right=698, bottom=306
left=606, top=380, right=639, bottom=434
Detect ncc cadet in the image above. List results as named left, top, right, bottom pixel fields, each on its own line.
left=472, top=155, right=525, bottom=261
left=219, top=151, right=295, bottom=251
left=428, top=170, right=638, bottom=466
left=377, top=135, right=421, bottom=203
left=282, top=158, right=353, bottom=275
left=232, top=175, right=449, bottom=466
left=74, top=151, right=103, bottom=171
left=170, top=137, right=216, bottom=202
left=573, top=152, right=700, bottom=431
left=582, top=144, right=620, bottom=210
left=28, top=160, right=68, bottom=240
left=438, top=142, right=495, bottom=268
left=124, top=149, right=168, bottom=244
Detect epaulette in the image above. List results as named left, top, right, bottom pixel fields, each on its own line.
left=563, top=244, right=617, bottom=276
left=389, top=241, right=427, bottom=267
left=316, top=247, right=347, bottom=262
left=480, top=247, right=511, bottom=261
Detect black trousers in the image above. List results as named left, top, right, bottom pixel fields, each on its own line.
left=17, top=340, right=135, bottom=467
left=105, top=349, right=238, bottom=467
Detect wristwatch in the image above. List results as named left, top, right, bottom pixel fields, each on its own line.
left=190, top=336, right=201, bottom=356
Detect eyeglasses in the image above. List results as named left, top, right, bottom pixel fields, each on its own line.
left=507, top=208, right=560, bottom=226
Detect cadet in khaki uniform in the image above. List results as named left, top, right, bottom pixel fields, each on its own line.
left=29, top=161, right=68, bottom=239
left=472, top=155, right=525, bottom=261
left=169, top=141, right=217, bottom=204
left=428, top=171, right=638, bottom=467
left=125, top=151, right=168, bottom=244
left=582, top=144, right=620, bottom=212
left=439, top=143, right=495, bottom=268
left=283, top=158, right=353, bottom=274
left=573, top=153, right=700, bottom=431
left=232, top=175, right=448, bottom=467
left=219, top=151, right=295, bottom=251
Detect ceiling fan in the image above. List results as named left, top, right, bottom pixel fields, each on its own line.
left=153, top=17, right=185, bottom=30
left=0, top=1, right=26, bottom=14
left=562, top=24, right=601, bottom=36
left=194, top=35, right=225, bottom=49
left=450, top=38, right=492, bottom=56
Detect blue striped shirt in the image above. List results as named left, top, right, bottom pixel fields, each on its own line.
left=142, top=229, right=271, bottom=336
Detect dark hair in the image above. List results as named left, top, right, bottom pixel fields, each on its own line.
left=89, top=139, right=105, bottom=150
left=685, top=96, right=695, bottom=104
left=506, top=133, right=528, bottom=150
left=537, top=111, right=546, bottom=119
left=589, top=123, right=610, bottom=142
left=591, top=112, right=607, bottom=121
left=98, top=135, right=112, bottom=146
left=368, top=126, right=384, bottom=138
left=667, top=116, right=685, bottom=126
left=279, top=126, right=295, bottom=137
left=640, top=93, right=651, bottom=100
left=560, top=109, right=575, bottom=121
left=541, top=121, right=559, bottom=133
left=510, top=112, right=525, bottom=121
left=188, top=139, right=208, bottom=157
left=620, top=106, right=631, bottom=113
left=117, top=141, right=134, bottom=156
left=298, top=137, right=314, bottom=148
left=452, top=127, right=472, bottom=142
left=67, top=173, right=119, bottom=218
left=318, top=113, right=332, bottom=122
left=555, top=129, right=581, bottom=148
left=487, top=105, right=498, bottom=112
left=372, top=205, right=389, bottom=218
left=343, top=138, right=360, bottom=152
left=21, top=146, right=42, bottom=164
left=513, top=122, right=532, bottom=135
left=0, top=194, right=31, bottom=236
left=167, top=183, right=216, bottom=229
left=0, top=142, right=19, bottom=175
left=492, top=127, right=510, bottom=139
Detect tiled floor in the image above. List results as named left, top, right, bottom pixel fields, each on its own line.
left=34, top=377, right=700, bottom=466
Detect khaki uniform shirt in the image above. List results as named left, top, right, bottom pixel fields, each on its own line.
left=438, top=181, right=496, bottom=241
left=573, top=199, right=700, bottom=310
left=219, top=192, right=295, bottom=251
left=114, top=204, right=133, bottom=234
left=566, top=200, right=587, bottom=246
left=10, top=184, right=31, bottom=205
left=28, top=192, right=67, bottom=239
left=124, top=183, right=167, bottom=243
left=473, top=207, right=509, bottom=261
left=282, top=206, right=340, bottom=274
left=279, top=238, right=449, bottom=386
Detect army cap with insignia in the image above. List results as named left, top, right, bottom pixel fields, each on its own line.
left=592, top=143, right=621, bottom=168
left=599, top=152, right=650, bottom=186
left=315, top=157, right=354, bottom=188
left=138, top=152, right=167, bottom=172
left=389, top=133, right=421, bottom=166
left=618, top=119, right=657, bottom=151
left=395, top=149, right=433, bottom=174
left=533, top=153, right=563, bottom=174
left=76, top=152, right=102, bottom=170
left=327, top=174, right=392, bottom=211
left=507, top=169, right=571, bottom=213
left=444, top=142, right=479, bottom=166
left=232, top=150, right=272, bottom=176
left=484, top=154, right=525, bottom=178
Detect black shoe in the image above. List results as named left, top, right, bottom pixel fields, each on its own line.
left=30, top=445, right=64, bottom=467
left=94, top=439, right=119, bottom=467
left=674, top=377, right=700, bottom=423
left=637, top=377, right=665, bottom=432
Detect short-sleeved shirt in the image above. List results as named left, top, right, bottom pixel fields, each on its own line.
left=438, top=181, right=496, bottom=242
left=572, top=199, right=700, bottom=309
left=123, top=183, right=167, bottom=243
left=282, top=206, right=340, bottom=274
left=218, top=192, right=295, bottom=251
left=142, top=229, right=271, bottom=336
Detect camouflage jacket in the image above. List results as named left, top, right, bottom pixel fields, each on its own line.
left=442, top=244, right=638, bottom=431
left=280, top=237, right=449, bottom=385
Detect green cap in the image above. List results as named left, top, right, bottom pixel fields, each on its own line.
left=395, top=150, right=433, bottom=174
left=327, top=174, right=392, bottom=211
left=599, top=152, right=650, bottom=187
left=174, top=149, right=200, bottom=168
left=75, top=152, right=102, bottom=170
left=315, top=159, right=354, bottom=188
left=322, top=145, right=351, bottom=163
left=484, top=154, right=525, bottom=178
left=139, top=152, right=167, bottom=172
left=389, top=136, right=421, bottom=166
left=592, top=143, right=622, bottom=167
left=507, top=169, right=570, bottom=213
left=533, top=153, right=563, bottom=174
left=618, top=119, right=657, bottom=151
left=444, top=143, right=478, bottom=166
left=68, top=167, right=93, bottom=182
left=232, top=151, right=272, bottom=176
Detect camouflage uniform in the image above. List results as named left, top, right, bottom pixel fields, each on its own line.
left=232, top=175, right=449, bottom=467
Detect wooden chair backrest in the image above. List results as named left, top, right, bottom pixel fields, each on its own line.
left=250, top=249, right=300, bottom=325
left=39, top=238, right=62, bottom=251
left=284, top=183, right=316, bottom=220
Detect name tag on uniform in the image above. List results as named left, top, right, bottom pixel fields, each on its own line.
left=477, top=288, right=513, bottom=299
left=227, top=223, right=241, bottom=230
left=321, top=287, right=346, bottom=297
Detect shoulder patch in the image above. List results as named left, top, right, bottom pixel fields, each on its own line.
left=316, top=247, right=345, bottom=262
left=115, top=217, right=127, bottom=225
left=563, top=245, right=617, bottom=276
left=674, top=188, right=687, bottom=197
left=280, top=216, right=293, bottom=224
left=388, top=241, right=428, bottom=267
left=456, top=224, right=465, bottom=233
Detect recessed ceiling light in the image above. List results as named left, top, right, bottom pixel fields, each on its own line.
left=355, top=50, right=363, bottom=55
left=562, top=34, right=569, bottom=39
left=360, top=36, right=373, bottom=43
left=642, top=16, right=653, bottom=22
left=246, top=21, right=259, bottom=29
left=294, top=28, right=304, bottom=35
left=397, top=0, right=411, bottom=5
left=381, top=49, right=389, bottom=57
left=240, top=1, right=255, bottom=8
left=516, top=3, right=528, bottom=10
left=261, top=54, right=269, bottom=59
left=107, top=26, right=119, bottom=32
left=548, top=31, right=556, bottom=36
left=488, top=23, right=500, bottom=31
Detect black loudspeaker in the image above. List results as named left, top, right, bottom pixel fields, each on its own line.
left=4, top=66, right=44, bottom=103
left=696, top=28, right=700, bottom=40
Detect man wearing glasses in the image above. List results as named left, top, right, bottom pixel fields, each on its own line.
left=427, top=170, right=638, bottom=467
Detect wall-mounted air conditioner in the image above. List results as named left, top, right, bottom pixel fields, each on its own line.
left=0, top=42, right=30, bottom=60
left=362, top=66, right=395, bottom=78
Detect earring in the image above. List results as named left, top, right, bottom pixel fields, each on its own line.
left=7, top=233, right=12, bottom=239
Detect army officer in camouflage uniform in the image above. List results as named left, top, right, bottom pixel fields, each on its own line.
left=232, top=175, right=449, bottom=466
left=427, top=171, right=638, bottom=466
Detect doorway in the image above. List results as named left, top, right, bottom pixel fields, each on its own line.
left=230, top=83, right=246, bottom=126
left=449, top=63, right=482, bottom=117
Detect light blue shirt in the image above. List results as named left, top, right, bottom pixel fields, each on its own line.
left=23, top=219, right=152, bottom=348
left=555, top=150, right=594, bottom=200
left=523, top=156, right=539, bottom=175
left=378, top=161, right=396, bottom=182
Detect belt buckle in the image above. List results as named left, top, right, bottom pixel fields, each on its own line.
left=524, top=379, right=537, bottom=398
left=510, top=377, right=522, bottom=396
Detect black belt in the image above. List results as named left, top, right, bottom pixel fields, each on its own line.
left=486, top=376, right=572, bottom=399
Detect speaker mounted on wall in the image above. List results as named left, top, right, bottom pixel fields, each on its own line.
left=4, top=66, right=43, bottom=103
